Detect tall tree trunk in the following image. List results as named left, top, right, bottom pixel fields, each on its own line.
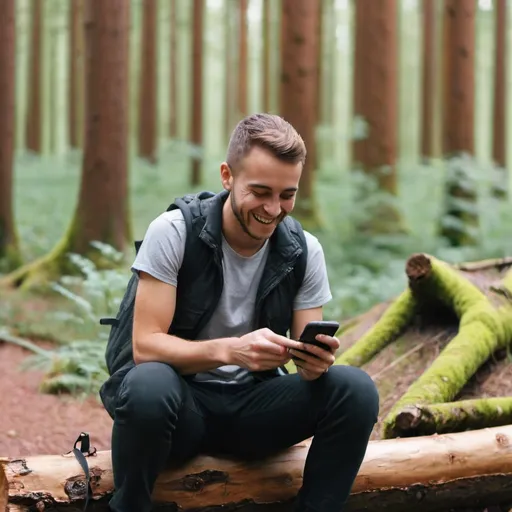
left=25, top=0, right=43, bottom=154
left=352, top=0, right=402, bottom=235
left=238, top=0, right=248, bottom=118
left=224, top=0, right=235, bottom=142
left=280, top=0, right=320, bottom=229
left=0, top=0, right=21, bottom=271
left=1, top=0, right=131, bottom=289
left=69, top=0, right=85, bottom=149
left=420, top=0, right=437, bottom=161
left=190, top=0, right=204, bottom=186
left=492, top=0, right=507, bottom=198
left=138, top=0, right=158, bottom=162
left=169, top=0, right=177, bottom=139
left=262, top=0, right=271, bottom=113
left=440, top=0, right=477, bottom=246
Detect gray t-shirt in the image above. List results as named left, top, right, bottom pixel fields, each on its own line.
left=132, top=209, right=332, bottom=384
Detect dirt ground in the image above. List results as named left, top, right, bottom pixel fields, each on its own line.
left=0, top=341, right=113, bottom=457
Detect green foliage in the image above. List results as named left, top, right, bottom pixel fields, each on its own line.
left=18, top=242, right=130, bottom=396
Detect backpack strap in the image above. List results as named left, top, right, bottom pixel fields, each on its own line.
left=65, top=432, right=97, bottom=511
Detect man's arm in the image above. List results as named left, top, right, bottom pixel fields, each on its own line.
left=290, top=306, right=323, bottom=341
left=132, top=271, right=304, bottom=374
left=132, top=271, right=231, bottom=374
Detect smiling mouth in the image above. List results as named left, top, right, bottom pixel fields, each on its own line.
left=252, top=213, right=275, bottom=225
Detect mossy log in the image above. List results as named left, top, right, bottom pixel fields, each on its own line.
left=336, top=289, right=417, bottom=367
left=3, top=426, right=512, bottom=512
left=391, top=397, right=512, bottom=437
left=382, top=253, right=512, bottom=439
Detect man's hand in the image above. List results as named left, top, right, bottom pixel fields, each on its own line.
left=225, top=328, right=304, bottom=372
left=289, top=334, right=340, bottom=381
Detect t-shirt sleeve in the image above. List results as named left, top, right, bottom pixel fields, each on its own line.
left=293, top=231, right=332, bottom=310
left=131, top=209, right=186, bottom=287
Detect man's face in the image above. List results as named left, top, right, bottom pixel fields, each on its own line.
left=221, top=146, right=302, bottom=241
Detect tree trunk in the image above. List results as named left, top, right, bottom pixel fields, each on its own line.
left=0, top=0, right=21, bottom=271
left=1, top=0, right=131, bottom=289
left=3, top=426, right=512, bottom=512
left=190, top=0, right=204, bottom=186
left=492, top=0, right=507, bottom=198
left=280, top=0, right=320, bottom=229
left=352, top=0, right=402, bottom=235
left=261, top=0, right=271, bottom=112
left=440, top=0, right=477, bottom=246
left=69, top=0, right=85, bottom=149
left=420, top=0, right=437, bottom=161
left=25, top=0, right=43, bottom=154
left=237, top=0, right=248, bottom=118
left=138, top=0, right=158, bottom=163
left=169, top=0, right=177, bottom=139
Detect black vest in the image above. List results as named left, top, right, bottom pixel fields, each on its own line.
left=99, top=190, right=307, bottom=416
left=169, top=190, right=308, bottom=344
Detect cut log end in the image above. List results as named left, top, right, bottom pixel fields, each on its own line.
left=406, top=253, right=432, bottom=282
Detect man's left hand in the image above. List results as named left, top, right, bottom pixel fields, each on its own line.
left=289, top=334, right=340, bottom=381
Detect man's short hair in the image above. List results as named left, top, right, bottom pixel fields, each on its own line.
left=226, top=113, right=306, bottom=172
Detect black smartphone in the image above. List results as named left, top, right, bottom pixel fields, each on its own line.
left=294, top=320, right=340, bottom=357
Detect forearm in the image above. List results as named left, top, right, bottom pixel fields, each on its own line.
left=133, top=333, right=233, bottom=374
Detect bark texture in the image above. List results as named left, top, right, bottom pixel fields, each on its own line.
left=352, top=0, right=402, bottom=235
left=421, top=0, right=437, bottom=160
left=3, top=426, right=512, bottom=512
left=0, top=0, right=21, bottom=270
left=69, top=0, right=85, bottom=149
left=440, top=0, right=478, bottom=246
left=138, top=0, right=158, bottom=162
left=190, top=0, right=204, bottom=186
left=280, top=0, right=320, bottom=228
left=492, top=0, right=507, bottom=198
left=26, top=0, right=43, bottom=153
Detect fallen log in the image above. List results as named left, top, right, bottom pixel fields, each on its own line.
left=3, top=426, right=512, bottom=511
left=382, top=253, right=512, bottom=438
left=391, top=397, right=512, bottom=436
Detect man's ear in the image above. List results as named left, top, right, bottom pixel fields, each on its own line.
left=220, top=162, right=233, bottom=191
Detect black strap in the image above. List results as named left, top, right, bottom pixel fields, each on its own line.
left=68, top=432, right=97, bottom=511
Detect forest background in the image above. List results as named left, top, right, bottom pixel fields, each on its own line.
left=0, top=0, right=511, bottom=438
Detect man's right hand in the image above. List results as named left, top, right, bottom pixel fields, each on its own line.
left=224, top=328, right=304, bottom=371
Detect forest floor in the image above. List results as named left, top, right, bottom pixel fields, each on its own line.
left=2, top=294, right=512, bottom=512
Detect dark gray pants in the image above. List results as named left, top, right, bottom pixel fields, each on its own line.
left=106, top=363, right=379, bottom=512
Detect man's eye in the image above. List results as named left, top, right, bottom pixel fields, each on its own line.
left=282, top=195, right=295, bottom=200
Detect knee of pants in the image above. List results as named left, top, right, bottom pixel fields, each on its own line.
left=323, top=365, right=380, bottom=429
left=115, top=362, right=184, bottom=430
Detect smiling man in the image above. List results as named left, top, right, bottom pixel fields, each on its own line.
left=100, top=113, right=379, bottom=512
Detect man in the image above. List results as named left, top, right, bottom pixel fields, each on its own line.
left=100, top=113, right=379, bottom=512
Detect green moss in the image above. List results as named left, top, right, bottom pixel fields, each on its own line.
left=336, top=289, right=417, bottom=367
left=392, top=397, right=512, bottom=436
left=413, top=257, right=485, bottom=317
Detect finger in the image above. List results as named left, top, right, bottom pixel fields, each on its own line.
left=255, top=339, right=290, bottom=356
left=292, top=356, right=326, bottom=374
left=315, top=334, right=340, bottom=352
left=290, top=349, right=328, bottom=372
left=299, top=343, right=336, bottom=365
left=265, top=332, right=304, bottom=351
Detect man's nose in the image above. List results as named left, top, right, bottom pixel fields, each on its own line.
left=264, top=198, right=282, bottom=217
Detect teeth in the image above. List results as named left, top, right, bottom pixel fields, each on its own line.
left=253, top=213, right=273, bottom=224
